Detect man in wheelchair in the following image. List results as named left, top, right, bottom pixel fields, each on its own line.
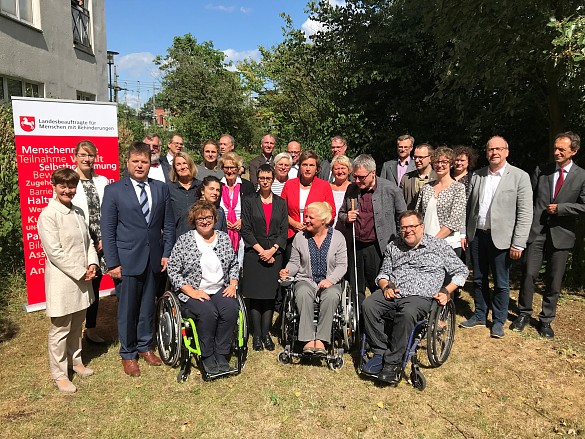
left=362, top=210, right=468, bottom=385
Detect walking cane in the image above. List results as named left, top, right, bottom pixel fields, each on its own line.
left=351, top=198, right=361, bottom=344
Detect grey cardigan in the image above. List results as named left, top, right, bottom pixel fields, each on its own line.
left=286, top=228, right=348, bottom=289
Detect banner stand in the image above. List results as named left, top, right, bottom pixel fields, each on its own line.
left=23, top=288, right=116, bottom=313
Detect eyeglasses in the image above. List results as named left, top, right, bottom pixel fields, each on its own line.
left=172, top=141, right=184, bottom=146
left=195, top=216, right=214, bottom=224
left=77, top=154, right=96, bottom=159
left=434, top=160, right=451, bottom=167
left=487, top=147, right=507, bottom=153
left=257, top=176, right=274, bottom=182
left=151, top=144, right=161, bottom=149
left=352, top=173, right=371, bottom=180
left=223, top=166, right=237, bottom=170
left=400, top=224, right=423, bottom=232
left=413, top=155, right=430, bottom=161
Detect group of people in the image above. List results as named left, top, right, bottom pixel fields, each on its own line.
left=38, top=130, right=585, bottom=391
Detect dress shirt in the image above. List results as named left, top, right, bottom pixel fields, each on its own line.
left=130, top=178, right=152, bottom=215
left=288, top=164, right=299, bottom=179
left=396, top=159, right=411, bottom=186
left=148, top=164, right=166, bottom=182
left=166, top=153, right=174, bottom=166
left=414, top=172, right=432, bottom=194
left=553, top=161, right=573, bottom=200
left=478, top=163, right=507, bottom=230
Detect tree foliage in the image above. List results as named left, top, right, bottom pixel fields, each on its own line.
left=155, top=34, right=257, bottom=150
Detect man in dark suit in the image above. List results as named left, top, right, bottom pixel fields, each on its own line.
left=511, top=131, right=585, bottom=338
left=380, top=134, right=416, bottom=185
left=248, top=134, right=276, bottom=186
left=399, top=143, right=437, bottom=209
left=337, top=154, right=406, bottom=298
left=101, top=141, right=176, bottom=377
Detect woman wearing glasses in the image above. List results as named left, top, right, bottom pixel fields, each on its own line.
left=219, top=152, right=255, bottom=266
left=167, top=200, right=240, bottom=374
left=415, top=146, right=466, bottom=257
left=241, top=164, right=288, bottom=351
left=73, top=140, right=109, bottom=343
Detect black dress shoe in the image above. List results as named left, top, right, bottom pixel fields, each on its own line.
left=538, top=322, right=555, bottom=339
left=262, top=335, right=275, bottom=351
left=378, top=364, right=402, bottom=386
left=510, top=314, right=530, bottom=332
left=252, top=336, right=264, bottom=351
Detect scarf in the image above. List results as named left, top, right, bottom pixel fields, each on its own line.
left=222, top=183, right=241, bottom=251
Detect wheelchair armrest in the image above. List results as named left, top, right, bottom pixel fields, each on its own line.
left=279, top=277, right=295, bottom=287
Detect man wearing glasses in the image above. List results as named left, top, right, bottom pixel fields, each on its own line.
left=142, top=133, right=169, bottom=183
left=461, top=136, right=532, bottom=338
left=361, top=210, right=468, bottom=384
left=319, top=135, right=351, bottom=182
left=380, top=134, right=416, bottom=185
left=162, top=134, right=184, bottom=167
left=399, top=143, right=437, bottom=209
left=337, top=154, right=406, bottom=303
left=286, top=141, right=302, bottom=178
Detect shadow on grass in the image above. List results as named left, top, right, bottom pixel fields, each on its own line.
left=0, top=273, right=21, bottom=344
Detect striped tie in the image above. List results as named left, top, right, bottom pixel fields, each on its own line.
left=137, top=182, right=150, bottom=223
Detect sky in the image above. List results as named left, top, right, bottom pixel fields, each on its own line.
left=105, top=0, right=344, bottom=109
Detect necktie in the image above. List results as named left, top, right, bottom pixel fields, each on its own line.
left=553, top=168, right=564, bottom=199
left=137, top=182, right=150, bottom=222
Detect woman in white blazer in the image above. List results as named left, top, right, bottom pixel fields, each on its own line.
left=73, top=140, right=109, bottom=343
left=38, top=168, right=99, bottom=393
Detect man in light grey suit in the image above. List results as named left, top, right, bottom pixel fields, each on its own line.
left=380, top=134, right=416, bottom=185
left=461, top=136, right=533, bottom=338
left=511, top=132, right=585, bottom=338
left=337, top=154, right=406, bottom=299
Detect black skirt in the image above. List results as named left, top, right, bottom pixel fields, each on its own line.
left=241, top=248, right=283, bottom=300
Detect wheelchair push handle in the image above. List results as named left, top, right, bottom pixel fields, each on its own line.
left=279, top=276, right=295, bottom=287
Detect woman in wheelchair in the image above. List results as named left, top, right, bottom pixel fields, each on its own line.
left=167, top=200, right=240, bottom=375
left=279, top=202, right=347, bottom=355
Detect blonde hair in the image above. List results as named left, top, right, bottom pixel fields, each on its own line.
left=330, top=155, right=353, bottom=174
left=169, top=151, right=198, bottom=182
left=306, top=201, right=332, bottom=225
left=218, top=151, right=243, bottom=170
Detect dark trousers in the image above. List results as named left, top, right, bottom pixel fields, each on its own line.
left=115, top=266, right=156, bottom=360
left=362, top=290, right=432, bottom=365
left=470, top=231, right=511, bottom=326
left=86, top=271, right=103, bottom=328
left=349, top=241, right=382, bottom=295
left=181, top=289, right=238, bottom=358
left=519, top=232, right=570, bottom=323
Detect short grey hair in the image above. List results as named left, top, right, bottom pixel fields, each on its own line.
left=274, top=152, right=292, bottom=166
left=353, top=154, right=376, bottom=173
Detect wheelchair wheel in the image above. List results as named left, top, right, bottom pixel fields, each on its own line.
left=156, top=291, right=184, bottom=367
left=341, top=282, right=358, bottom=351
left=426, top=299, right=456, bottom=367
left=410, top=368, right=426, bottom=391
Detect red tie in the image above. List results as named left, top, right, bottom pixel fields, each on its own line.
left=554, top=168, right=564, bottom=199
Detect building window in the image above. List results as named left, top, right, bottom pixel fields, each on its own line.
left=0, top=76, right=43, bottom=99
left=71, top=0, right=91, bottom=49
left=76, top=91, right=95, bottom=101
left=1, top=0, right=34, bottom=25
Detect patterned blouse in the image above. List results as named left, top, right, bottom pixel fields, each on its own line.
left=167, top=230, right=239, bottom=294
left=308, top=227, right=333, bottom=283
left=375, top=234, right=469, bottom=298
left=81, top=179, right=106, bottom=272
left=415, top=180, right=466, bottom=233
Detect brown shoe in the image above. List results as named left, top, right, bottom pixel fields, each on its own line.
left=138, top=351, right=162, bottom=366
left=122, top=359, right=141, bottom=377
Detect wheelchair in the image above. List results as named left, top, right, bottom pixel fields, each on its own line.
left=155, top=290, right=249, bottom=382
left=277, top=277, right=359, bottom=370
left=359, top=298, right=456, bottom=391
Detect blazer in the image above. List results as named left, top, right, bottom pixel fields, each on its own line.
left=101, top=177, right=176, bottom=276
left=400, top=169, right=438, bottom=209
left=337, top=177, right=406, bottom=251
left=380, top=158, right=416, bottom=185
left=241, top=192, right=288, bottom=252
left=286, top=228, right=348, bottom=290
left=221, top=177, right=256, bottom=201
left=281, top=177, right=336, bottom=238
left=416, top=180, right=467, bottom=233
left=73, top=173, right=109, bottom=228
left=158, top=155, right=172, bottom=182
left=528, top=162, right=585, bottom=249
left=248, top=154, right=274, bottom=187
left=467, top=163, right=533, bottom=250
left=38, top=199, right=99, bottom=317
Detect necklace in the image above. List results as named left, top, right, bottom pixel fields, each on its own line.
left=260, top=193, right=272, bottom=204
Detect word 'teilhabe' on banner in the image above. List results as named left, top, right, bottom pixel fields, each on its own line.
left=12, top=97, right=119, bottom=312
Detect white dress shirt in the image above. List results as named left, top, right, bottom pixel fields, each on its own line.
left=552, top=161, right=573, bottom=199
left=130, top=178, right=152, bottom=217
left=478, top=163, right=507, bottom=230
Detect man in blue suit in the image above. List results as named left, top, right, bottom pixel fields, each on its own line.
left=101, top=141, right=175, bottom=377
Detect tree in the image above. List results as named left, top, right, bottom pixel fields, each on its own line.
left=155, top=34, right=256, bottom=150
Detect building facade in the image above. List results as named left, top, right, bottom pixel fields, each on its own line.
left=0, top=0, right=108, bottom=102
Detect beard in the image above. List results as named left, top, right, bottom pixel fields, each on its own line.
left=151, top=152, right=160, bottom=163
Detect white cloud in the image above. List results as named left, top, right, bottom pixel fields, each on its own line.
left=240, top=6, right=251, bottom=14
left=222, top=48, right=261, bottom=71
left=116, top=52, right=157, bottom=79
left=301, top=0, right=346, bottom=39
left=205, top=4, right=252, bottom=14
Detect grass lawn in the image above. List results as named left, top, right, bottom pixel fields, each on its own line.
left=1, top=272, right=584, bottom=439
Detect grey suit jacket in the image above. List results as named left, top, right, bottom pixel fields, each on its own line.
left=380, top=158, right=416, bottom=185
left=337, top=177, right=406, bottom=252
left=467, top=163, right=533, bottom=250
left=528, top=162, right=585, bottom=249
left=400, top=169, right=438, bottom=209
